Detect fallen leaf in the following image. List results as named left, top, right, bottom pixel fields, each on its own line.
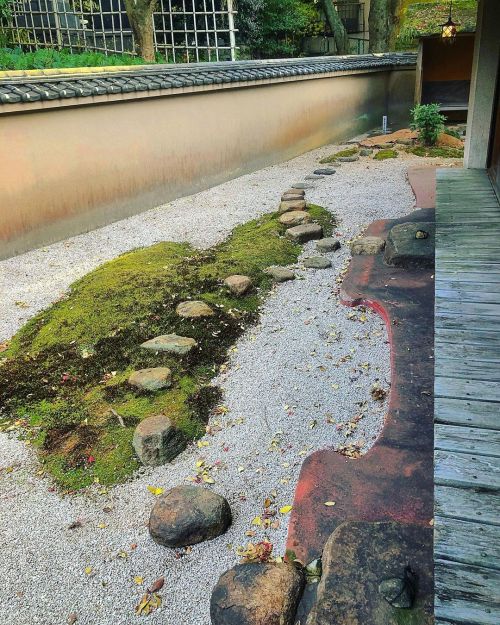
left=148, top=577, right=165, bottom=593
left=324, top=501, right=336, bottom=507
left=67, top=613, right=78, bottom=625
left=147, top=486, right=164, bottom=496
left=279, top=505, right=293, bottom=515
left=84, top=566, right=93, bottom=575
left=134, top=576, right=144, bottom=585
left=251, top=516, right=262, bottom=526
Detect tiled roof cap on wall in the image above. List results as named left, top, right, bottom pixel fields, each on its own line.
left=0, top=53, right=416, bottom=105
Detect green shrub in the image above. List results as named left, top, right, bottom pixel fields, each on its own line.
left=410, top=103, right=446, bottom=146
left=406, top=145, right=464, bottom=159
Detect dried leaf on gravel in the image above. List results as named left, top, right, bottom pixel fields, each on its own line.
left=147, top=486, right=164, bottom=496
left=237, top=541, right=274, bottom=563
left=370, top=384, right=387, bottom=401
left=279, top=505, right=293, bottom=515
left=135, top=592, right=162, bottom=616
left=148, top=577, right=165, bottom=593
left=67, top=613, right=78, bottom=625
left=134, top=576, right=144, bottom=585
left=324, top=501, right=336, bottom=507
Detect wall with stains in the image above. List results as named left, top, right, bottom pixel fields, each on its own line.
left=0, top=67, right=415, bottom=259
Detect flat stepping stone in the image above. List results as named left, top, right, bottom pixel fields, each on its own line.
left=303, top=256, right=332, bottom=269
left=133, top=415, right=186, bottom=466
left=141, top=334, right=197, bottom=355
left=224, top=274, right=252, bottom=296
left=283, top=188, right=305, bottom=197
left=292, top=183, right=315, bottom=190
left=211, top=563, right=304, bottom=625
left=281, top=193, right=305, bottom=202
left=305, top=174, right=324, bottom=180
left=316, top=237, right=341, bottom=252
left=279, top=211, right=311, bottom=227
left=285, top=223, right=323, bottom=243
left=176, top=300, right=214, bottom=318
left=128, top=367, right=172, bottom=391
left=314, top=168, right=336, bottom=175
left=279, top=199, right=306, bottom=214
left=384, top=222, right=435, bottom=268
left=337, top=155, right=359, bottom=162
left=359, top=148, right=373, bottom=156
left=350, top=236, right=385, bottom=255
left=149, top=485, right=232, bottom=548
left=265, top=266, right=295, bottom=282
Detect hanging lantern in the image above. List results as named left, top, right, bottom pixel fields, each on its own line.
left=441, top=1, right=458, bottom=45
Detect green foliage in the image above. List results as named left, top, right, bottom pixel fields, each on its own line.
left=406, top=144, right=464, bottom=158
left=0, top=0, right=11, bottom=23
left=410, top=103, right=446, bottom=146
left=373, top=148, right=398, bottom=160
left=1, top=207, right=335, bottom=490
left=319, top=147, right=359, bottom=163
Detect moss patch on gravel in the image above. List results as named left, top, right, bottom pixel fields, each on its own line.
left=373, top=149, right=399, bottom=161
left=319, top=147, right=359, bottom=163
left=406, top=145, right=464, bottom=159
left=0, top=206, right=334, bottom=490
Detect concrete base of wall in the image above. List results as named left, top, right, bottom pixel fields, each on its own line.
left=0, top=66, right=415, bottom=259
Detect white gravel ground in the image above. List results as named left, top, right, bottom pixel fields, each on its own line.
left=0, top=144, right=436, bottom=625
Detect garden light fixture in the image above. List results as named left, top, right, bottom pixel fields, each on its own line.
left=441, top=1, right=458, bottom=45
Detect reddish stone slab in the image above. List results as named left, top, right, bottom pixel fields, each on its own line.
left=407, top=167, right=436, bottom=209
left=286, top=209, right=435, bottom=565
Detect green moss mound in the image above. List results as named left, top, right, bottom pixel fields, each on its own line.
left=373, top=149, right=399, bottom=161
left=0, top=206, right=334, bottom=490
left=406, top=145, right=464, bottom=158
left=319, top=147, right=359, bottom=163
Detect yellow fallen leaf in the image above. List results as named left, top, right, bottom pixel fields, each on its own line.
left=237, top=466, right=245, bottom=472
left=195, top=460, right=205, bottom=468
left=134, top=576, right=144, bottom=585
left=84, top=566, right=93, bottom=575
left=279, top=505, right=293, bottom=515
left=147, top=486, right=164, bottom=496
left=97, top=522, right=107, bottom=529
left=324, top=501, right=336, bottom=507
left=251, top=516, right=262, bottom=526
left=202, top=475, right=215, bottom=484
left=197, top=441, right=210, bottom=448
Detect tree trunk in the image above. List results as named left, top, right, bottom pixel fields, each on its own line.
left=322, top=1, right=350, bottom=55
left=368, top=0, right=404, bottom=53
left=124, top=0, right=157, bottom=62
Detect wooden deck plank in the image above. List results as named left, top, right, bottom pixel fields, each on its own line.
left=434, top=516, right=500, bottom=569
left=435, top=397, right=500, bottom=429
left=435, top=327, right=500, bottom=346
left=435, top=485, right=500, bottom=525
left=435, top=424, right=500, bottom=457
left=434, top=358, right=500, bottom=382
left=435, top=343, right=500, bottom=363
left=435, top=377, right=500, bottom=402
left=435, top=450, right=500, bottom=490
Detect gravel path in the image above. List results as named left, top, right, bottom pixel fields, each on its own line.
left=0, top=144, right=436, bottom=625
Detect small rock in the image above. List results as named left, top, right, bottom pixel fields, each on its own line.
left=285, top=223, right=323, bottom=243
left=141, top=334, right=197, bottom=355
left=265, top=267, right=295, bottom=282
left=133, top=415, right=186, bottom=466
left=337, top=155, right=359, bottom=162
left=359, top=148, right=373, bottom=156
left=149, top=485, right=231, bottom=547
left=279, top=211, right=311, bottom=227
left=379, top=573, right=416, bottom=608
left=283, top=188, right=305, bottom=197
left=224, top=275, right=252, bottom=296
left=313, top=168, right=336, bottom=175
left=128, top=367, right=172, bottom=391
left=350, top=236, right=385, bottom=255
left=303, top=256, right=332, bottom=269
left=176, top=300, right=214, bottom=318
left=316, top=238, right=340, bottom=252
left=292, top=183, right=315, bottom=190
left=305, top=174, right=324, bottom=180
left=279, top=199, right=307, bottom=214
left=211, top=563, right=305, bottom=625
left=281, top=193, right=305, bottom=202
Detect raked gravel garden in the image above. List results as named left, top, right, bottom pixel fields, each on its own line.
left=0, top=140, right=456, bottom=625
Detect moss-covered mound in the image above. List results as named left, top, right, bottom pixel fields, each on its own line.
left=373, top=149, right=399, bottom=161
left=0, top=205, right=334, bottom=490
left=406, top=145, right=464, bottom=158
left=319, top=147, right=359, bottom=163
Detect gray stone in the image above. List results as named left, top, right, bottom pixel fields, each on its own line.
left=133, top=415, right=186, bottom=466
left=265, top=266, right=295, bottom=282
left=337, top=155, right=359, bottom=162
left=292, top=183, right=315, bottom=190
left=285, top=223, right=323, bottom=243
left=149, top=485, right=232, bottom=547
left=211, top=563, right=305, bottom=625
left=359, top=148, right=373, bottom=156
left=316, top=237, right=341, bottom=253
left=279, top=211, right=311, bottom=227
left=384, top=221, right=435, bottom=268
left=350, top=236, right=385, bottom=255
left=303, top=256, right=332, bottom=270
left=128, top=367, right=172, bottom=391
left=224, top=274, right=252, bottom=296
left=314, top=168, right=336, bottom=175
left=281, top=193, right=305, bottom=202
left=283, top=188, right=305, bottom=197
left=141, top=334, right=198, bottom=355
left=305, top=174, right=324, bottom=180
left=279, top=199, right=307, bottom=214
left=176, top=300, right=214, bottom=318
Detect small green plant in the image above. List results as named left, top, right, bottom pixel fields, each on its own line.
left=319, top=147, right=359, bottom=164
left=373, top=149, right=398, bottom=161
left=406, top=145, right=464, bottom=159
left=410, top=103, right=446, bottom=146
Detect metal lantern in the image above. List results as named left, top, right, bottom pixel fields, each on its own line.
left=441, top=1, right=458, bottom=44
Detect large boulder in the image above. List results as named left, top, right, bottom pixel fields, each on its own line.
left=149, top=485, right=231, bottom=548
left=128, top=367, right=172, bottom=391
left=350, top=236, right=385, bottom=255
left=224, top=275, right=252, bottom=296
left=285, top=223, right=323, bottom=244
left=384, top=222, right=435, bottom=268
left=279, top=211, right=311, bottom=227
left=211, top=563, right=305, bottom=625
left=141, top=334, right=198, bottom=355
left=133, top=415, right=186, bottom=466
left=176, top=300, right=214, bottom=318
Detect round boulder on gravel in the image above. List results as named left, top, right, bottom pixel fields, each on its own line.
left=316, top=238, right=341, bottom=253
left=264, top=266, right=295, bottom=282
left=350, top=236, right=386, bottom=255
left=176, top=300, right=214, bottom=318
left=279, top=211, right=311, bottom=227
left=285, top=223, right=323, bottom=243
left=141, top=334, right=197, bottom=355
left=224, top=275, right=252, bottom=296
left=133, top=415, right=186, bottom=466
left=149, top=485, right=232, bottom=548
left=303, top=256, right=332, bottom=270
left=128, top=367, right=172, bottom=391
left=278, top=199, right=306, bottom=214
left=210, top=563, right=305, bottom=625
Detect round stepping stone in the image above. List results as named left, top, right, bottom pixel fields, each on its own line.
left=292, top=183, right=315, bottom=190
left=128, top=367, right=172, bottom=391
left=176, top=300, right=214, bottom=318
left=133, top=415, right=186, bottom=466
left=281, top=193, right=305, bottom=202
left=211, top=563, right=304, bottom=625
left=314, top=168, right=336, bottom=175
left=303, top=256, right=332, bottom=269
left=305, top=174, right=324, bottom=180
left=141, top=334, right=197, bottom=355
left=279, top=211, right=311, bottom=227
left=283, top=188, right=305, bottom=197
left=224, top=274, right=252, bottom=296
left=265, top=266, right=295, bottom=282
left=279, top=199, right=306, bottom=214
left=337, top=155, right=359, bottom=162
left=350, top=236, right=386, bottom=255
left=149, top=485, right=232, bottom=548
left=316, top=238, right=341, bottom=253
left=285, top=223, right=323, bottom=243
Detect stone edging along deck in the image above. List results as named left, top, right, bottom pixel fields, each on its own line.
left=0, top=53, right=416, bottom=106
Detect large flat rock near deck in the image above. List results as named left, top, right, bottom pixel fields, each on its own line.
left=384, top=221, right=435, bottom=268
